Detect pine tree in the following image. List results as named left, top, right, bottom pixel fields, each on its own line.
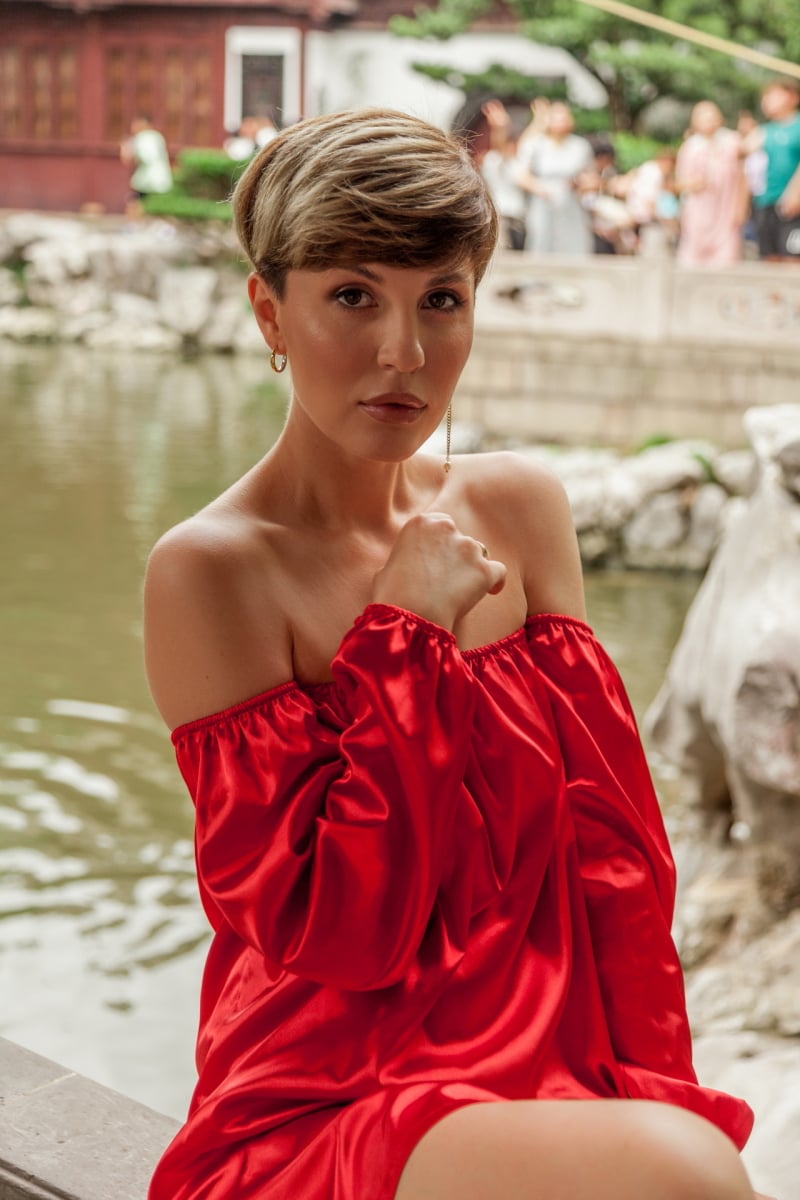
left=390, top=0, right=800, bottom=131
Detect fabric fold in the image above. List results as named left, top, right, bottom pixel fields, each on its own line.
left=149, top=608, right=754, bottom=1200
left=526, top=615, right=753, bottom=1149
left=174, top=603, right=477, bottom=991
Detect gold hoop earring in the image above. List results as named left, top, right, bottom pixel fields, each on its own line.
left=270, top=349, right=287, bottom=374
left=443, top=403, right=452, bottom=473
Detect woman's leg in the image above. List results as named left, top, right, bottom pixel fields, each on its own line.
left=395, top=1098, right=754, bottom=1200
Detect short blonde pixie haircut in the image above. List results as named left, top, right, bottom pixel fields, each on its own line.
left=232, top=108, right=498, bottom=297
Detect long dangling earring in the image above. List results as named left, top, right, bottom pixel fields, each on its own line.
left=443, top=403, right=452, bottom=473
left=270, top=349, right=287, bottom=374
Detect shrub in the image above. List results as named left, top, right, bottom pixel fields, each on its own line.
left=142, top=148, right=250, bottom=221
left=142, top=193, right=233, bottom=221
left=174, top=149, right=252, bottom=200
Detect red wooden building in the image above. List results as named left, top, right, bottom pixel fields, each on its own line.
left=0, top=0, right=546, bottom=213
left=0, top=0, right=359, bottom=211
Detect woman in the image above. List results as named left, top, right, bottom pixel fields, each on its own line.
left=676, top=101, right=746, bottom=266
left=120, top=115, right=173, bottom=220
left=144, top=109, right=768, bottom=1200
left=515, top=99, right=594, bottom=255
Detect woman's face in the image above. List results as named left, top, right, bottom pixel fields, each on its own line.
left=692, top=102, right=722, bottom=135
left=250, top=261, right=476, bottom=464
left=547, top=104, right=574, bottom=138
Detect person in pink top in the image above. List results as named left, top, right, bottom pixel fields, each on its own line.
left=676, top=101, right=746, bottom=266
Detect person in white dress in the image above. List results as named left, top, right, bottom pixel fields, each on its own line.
left=516, top=100, right=594, bottom=255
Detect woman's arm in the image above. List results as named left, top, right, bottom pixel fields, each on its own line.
left=180, top=602, right=480, bottom=991
left=778, top=162, right=800, bottom=218
left=144, top=509, right=506, bottom=989
left=144, top=518, right=296, bottom=730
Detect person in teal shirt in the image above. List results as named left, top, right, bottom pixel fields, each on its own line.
left=742, top=78, right=800, bottom=260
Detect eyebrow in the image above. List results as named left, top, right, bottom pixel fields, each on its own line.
left=340, top=264, right=471, bottom=287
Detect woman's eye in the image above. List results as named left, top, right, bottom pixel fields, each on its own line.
left=335, top=288, right=371, bottom=308
left=424, top=290, right=461, bottom=311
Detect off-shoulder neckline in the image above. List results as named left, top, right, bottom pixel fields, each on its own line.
left=171, top=611, right=594, bottom=742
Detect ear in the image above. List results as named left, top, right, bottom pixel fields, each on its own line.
left=247, top=273, right=284, bottom=353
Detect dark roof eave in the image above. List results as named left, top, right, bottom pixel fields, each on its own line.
left=18, top=0, right=358, bottom=15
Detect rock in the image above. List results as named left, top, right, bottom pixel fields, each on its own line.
left=646, top=403, right=800, bottom=917
left=682, top=482, right=728, bottom=570
left=0, top=306, right=59, bottom=341
left=744, top=404, right=800, bottom=469
left=713, top=449, right=757, bottom=497
left=565, top=470, right=642, bottom=535
left=563, top=474, right=619, bottom=534
left=546, top=450, right=630, bottom=534
left=0, top=266, right=23, bottom=306
left=110, top=292, right=161, bottom=324
left=61, top=311, right=110, bottom=342
left=61, top=279, right=108, bottom=318
left=577, top=527, right=616, bottom=565
left=158, top=267, right=218, bottom=338
left=83, top=225, right=188, bottom=298
left=777, top=439, right=800, bottom=501
left=232, top=316, right=273, bottom=356
left=3, top=213, right=87, bottom=254
left=84, top=319, right=182, bottom=353
left=622, top=490, right=688, bottom=567
left=198, top=294, right=249, bottom=352
left=620, top=441, right=711, bottom=500
left=686, top=911, right=800, bottom=1038
left=24, top=234, right=90, bottom=284
left=691, top=1030, right=800, bottom=1200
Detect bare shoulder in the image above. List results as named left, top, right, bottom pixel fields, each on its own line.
left=453, top=451, right=586, bottom=620
left=143, top=509, right=293, bottom=731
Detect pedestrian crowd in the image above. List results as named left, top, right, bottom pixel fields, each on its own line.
left=478, top=76, right=800, bottom=265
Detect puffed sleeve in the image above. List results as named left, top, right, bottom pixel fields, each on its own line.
left=526, top=616, right=754, bottom=1149
left=172, top=604, right=477, bottom=991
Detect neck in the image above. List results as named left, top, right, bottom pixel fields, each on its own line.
left=258, top=402, right=430, bottom=536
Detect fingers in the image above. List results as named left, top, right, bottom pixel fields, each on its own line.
left=373, top=513, right=507, bottom=628
left=466, top=535, right=507, bottom=596
left=475, top=540, right=506, bottom=596
left=486, top=562, right=507, bottom=595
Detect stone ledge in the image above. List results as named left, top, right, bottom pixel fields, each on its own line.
left=0, top=1038, right=179, bottom=1200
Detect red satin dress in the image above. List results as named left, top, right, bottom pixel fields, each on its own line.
left=148, top=604, right=753, bottom=1200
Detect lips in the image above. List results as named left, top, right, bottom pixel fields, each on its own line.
left=362, top=392, right=425, bottom=409
left=358, top=393, right=427, bottom=424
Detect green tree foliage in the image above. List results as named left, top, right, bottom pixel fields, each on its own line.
left=390, top=0, right=800, bottom=130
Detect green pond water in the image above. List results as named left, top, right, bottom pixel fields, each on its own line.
left=0, top=344, right=698, bottom=1118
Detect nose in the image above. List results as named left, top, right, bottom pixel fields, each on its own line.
left=376, top=311, right=425, bottom=373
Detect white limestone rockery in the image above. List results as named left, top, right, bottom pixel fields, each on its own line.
left=425, top=420, right=757, bottom=573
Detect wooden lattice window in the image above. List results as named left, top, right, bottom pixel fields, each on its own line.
left=0, top=46, right=22, bottom=137
left=0, top=44, right=81, bottom=141
left=135, top=45, right=154, bottom=121
left=102, top=39, right=216, bottom=147
left=56, top=47, right=78, bottom=139
left=106, top=46, right=126, bottom=141
left=189, top=49, right=213, bottom=146
left=31, top=48, right=52, bottom=139
left=163, top=47, right=184, bottom=144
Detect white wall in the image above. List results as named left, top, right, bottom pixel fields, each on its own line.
left=304, top=30, right=606, bottom=130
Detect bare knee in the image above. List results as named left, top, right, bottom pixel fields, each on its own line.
left=634, top=1103, right=753, bottom=1200
left=395, top=1098, right=753, bottom=1200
